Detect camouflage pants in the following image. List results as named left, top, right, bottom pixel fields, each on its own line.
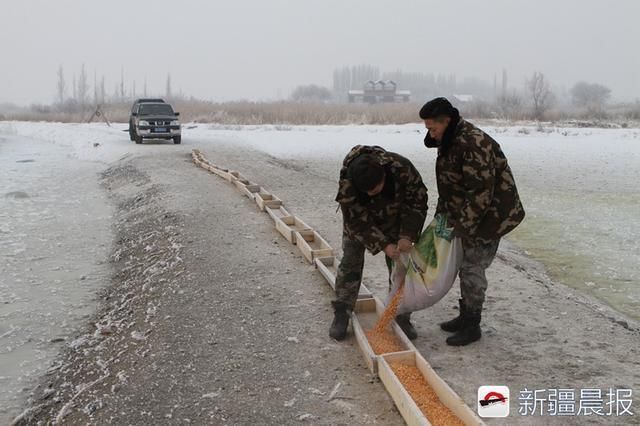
left=333, top=234, right=392, bottom=311
left=459, top=239, right=500, bottom=313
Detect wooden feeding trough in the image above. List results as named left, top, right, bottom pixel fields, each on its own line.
left=294, top=229, right=334, bottom=263
left=192, top=151, right=232, bottom=180
left=193, top=152, right=216, bottom=171
left=351, top=297, right=416, bottom=374
left=192, top=150, right=206, bottom=166
left=189, top=148, right=483, bottom=426
left=274, top=215, right=312, bottom=244
left=204, top=165, right=233, bottom=181
left=207, top=165, right=231, bottom=180
left=314, top=256, right=337, bottom=287
left=314, top=256, right=373, bottom=299
left=378, top=351, right=484, bottom=426
left=265, top=206, right=291, bottom=223
left=254, top=188, right=283, bottom=211
left=224, top=170, right=243, bottom=183
left=234, top=178, right=261, bottom=200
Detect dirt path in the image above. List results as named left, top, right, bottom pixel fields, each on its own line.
left=18, top=149, right=400, bottom=425
left=191, top=140, right=640, bottom=425
left=14, top=138, right=639, bottom=425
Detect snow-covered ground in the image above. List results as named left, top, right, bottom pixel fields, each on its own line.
left=187, top=122, right=640, bottom=323
left=2, top=121, right=639, bottom=324
left=0, top=120, right=639, bottom=421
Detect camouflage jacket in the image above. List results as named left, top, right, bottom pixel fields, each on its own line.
left=336, top=145, right=428, bottom=255
left=432, top=119, right=525, bottom=242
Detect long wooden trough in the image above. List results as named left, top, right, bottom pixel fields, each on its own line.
left=294, top=229, right=334, bottom=263
left=255, top=188, right=283, bottom=211
left=379, top=351, right=484, bottom=425
left=234, top=179, right=261, bottom=200
left=274, top=215, right=312, bottom=244
left=191, top=149, right=483, bottom=426
left=314, top=256, right=373, bottom=299
left=351, top=296, right=417, bottom=374
left=265, top=206, right=291, bottom=225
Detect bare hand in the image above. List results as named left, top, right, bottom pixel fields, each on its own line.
left=397, top=238, right=413, bottom=253
left=384, top=244, right=400, bottom=259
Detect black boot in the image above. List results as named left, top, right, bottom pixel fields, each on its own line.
left=329, top=302, right=350, bottom=341
left=396, top=313, right=418, bottom=340
left=446, top=309, right=482, bottom=346
left=440, top=299, right=465, bottom=332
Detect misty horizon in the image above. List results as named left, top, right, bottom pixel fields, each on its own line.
left=2, top=0, right=639, bottom=106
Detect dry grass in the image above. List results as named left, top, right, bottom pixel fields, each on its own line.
left=0, top=100, right=420, bottom=125
left=3, top=98, right=640, bottom=127
left=172, top=100, right=423, bottom=125
left=0, top=100, right=423, bottom=125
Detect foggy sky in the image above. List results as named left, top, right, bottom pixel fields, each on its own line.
left=2, top=0, right=639, bottom=105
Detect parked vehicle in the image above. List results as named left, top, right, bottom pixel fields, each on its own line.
left=128, top=98, right=165, bottom=141
left=130, top=102, right=181, bottom=144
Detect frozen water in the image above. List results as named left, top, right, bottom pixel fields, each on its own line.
left=0, top=131, right=114, bottom=422
left=501, top=128, right=640, bottom=320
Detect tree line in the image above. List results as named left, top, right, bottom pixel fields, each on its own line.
left=53, top=65, right=178, bottom=113
left=46, top=63, right=624, bottom=122
left=289, top=64, right=615, bottom=121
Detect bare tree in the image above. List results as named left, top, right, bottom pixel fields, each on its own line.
left=291, top=84, right=332, bottom=102
left=527, top=71, right=554, bottom=120
left=501, top=68, right=508, bottom=95
left=447, top=73, right=457, bottom=93
left=93, top=70, right=98, bottom=105
left=349, top=64, right=380, bottom=89
left=497, top=90, right=524, bottom=120
left=56, top=65, right=66, bottom=105
left=119, top=67, right=125, bottom=101
left=100, top=76, right=105, bottom=104
left=332, top=67, right=352, bottom=99
left=166, top=73, right=172, bottom=99
left=77, top=64, right=89, bottom=107
left=570, top=81, right=611, bottom=116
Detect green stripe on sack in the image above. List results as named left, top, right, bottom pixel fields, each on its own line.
left=434, top=213, right=454, bottom=241
left=414, top=225, right=438, bottom=269
left=412, top=214, right=454, bottom=271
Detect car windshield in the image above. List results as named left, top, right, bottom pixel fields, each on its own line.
left=138, top=104, right=174, bottom=116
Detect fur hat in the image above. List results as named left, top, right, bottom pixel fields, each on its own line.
left=419, top=97, right=458, bottom=120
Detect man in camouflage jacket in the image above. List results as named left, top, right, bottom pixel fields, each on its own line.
left=329, top=145, right=429, bottom=341
left=420, top=97, right=525, bottom=346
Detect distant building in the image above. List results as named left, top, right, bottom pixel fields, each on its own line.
left=452, top=94, right=474, bottom=103
left=348, top=80, right=411, bottom=104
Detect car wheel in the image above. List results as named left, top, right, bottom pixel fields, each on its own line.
left=173, top=136, right=181, bottom=144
